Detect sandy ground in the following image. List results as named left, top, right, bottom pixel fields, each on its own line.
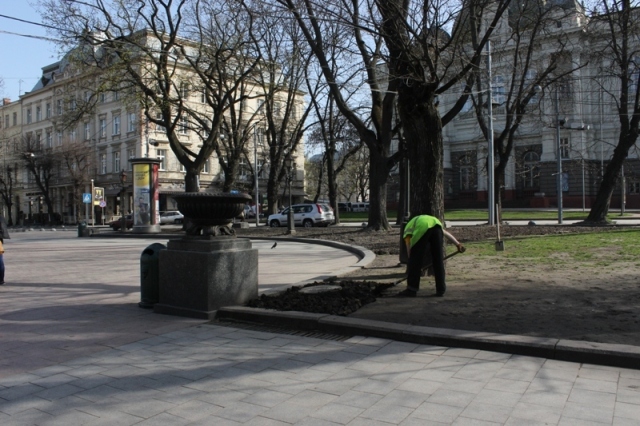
left=344, top=253, right=640, bottom=346
left=239, top=224, right=640, bottom=346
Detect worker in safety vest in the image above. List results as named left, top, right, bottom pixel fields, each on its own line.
left=399, top=215, right=465, bottom=297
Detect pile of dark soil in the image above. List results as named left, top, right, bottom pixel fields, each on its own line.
left=246, top=280, right=393, bottom=316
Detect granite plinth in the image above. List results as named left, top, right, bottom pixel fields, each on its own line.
left=154, top=236, right=258, bottom=319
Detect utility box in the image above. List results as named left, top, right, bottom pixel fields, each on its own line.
left=139, top=243, right=166, bottom=308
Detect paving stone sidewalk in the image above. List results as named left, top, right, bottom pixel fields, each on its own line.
left=1, top=231, right=639, bottom=425
left=1, top=323, right=640, bottom=425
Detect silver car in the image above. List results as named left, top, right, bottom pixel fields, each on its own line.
left=268, top=203, right=334, bottom=228
left=159, top=211, right=184, bottom=224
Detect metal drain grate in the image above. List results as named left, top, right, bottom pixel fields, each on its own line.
left=212, top=319, right=352, bottom=342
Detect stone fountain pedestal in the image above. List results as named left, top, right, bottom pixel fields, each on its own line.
left=154, top=236, right=258, bottom=319
left=152, top=192, right=258, bottom=320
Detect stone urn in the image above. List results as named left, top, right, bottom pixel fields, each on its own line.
left=172, top=192, right=252, bottom=237
left=155, top=191, right=258, bottom=320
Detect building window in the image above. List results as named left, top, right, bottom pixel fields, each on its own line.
left=99, top=118, right=106, bottom=138
left=458, top=153, right=476, bottom=191
left=155, top=113, right=165, bottom=132
left=84, top=123, right=91, bottom=140
left=522, top=151, right=540, bottom=188
left=200, top=87, right=206, bottom=103
left=560, top=137, right=570, bottom=159
left=12, top=112, right=17, bottom=126
left=4, top=115, right=8, bottom=128
left=239, top=157, right=250, bottom=179
left=26, top=109, right=32, bottom=124
left=257, top=159, right=267, bottom=178
left=492, top=76, right=505, bottom=107
left=113, top=151, right=120, bottom=172
left=202, top=159, right=210, bottom=174
left=36, top=106, right=42, bottom=121
left=57, top=131, right=63, bottom=146
left=257, top=99, right=265, bottom=113
left=69, top=129, right=76, bottom=142
left=35, top=133, right=42, bottom=150
left=99, top=92, right=105, bottom=103
left=156, top=149, right=166, bottom=170
left=127, top=148, right=135, bottom=170
left=460, top=84, right=472, bottom=113
left=179, top=82, right=189, bottom=99
left=113, top=90, right=119, bottom=101
left=56, top=100, right=63, bottom=115
left=179, top=116, right=189, bottom=135
left=113, top=115, right=121, bottom=135
left=128, top=112, right=136, bottom=133
left=46, top=103, right=51, bottom=118
left=84, top=91, right=91, bottom=103
left=46, top=131, right=52, bottom=148
left=100, top=153, right=107, bottom=174
left=70, top=98, right=77, bottom=111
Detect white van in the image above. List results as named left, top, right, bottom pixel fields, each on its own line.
left=350, top=202, right=369, bottom=212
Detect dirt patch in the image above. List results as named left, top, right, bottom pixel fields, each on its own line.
left=238, top=223, right=640, bottom=346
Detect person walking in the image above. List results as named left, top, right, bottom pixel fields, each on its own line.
left=0, top=215, right=10, bottom=285
left=398, top=214, right=464, bottom=297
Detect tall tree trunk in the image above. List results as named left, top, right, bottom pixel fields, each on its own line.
left=185, top=169, right=200, bottom=193
left=326, top=149, right=339, bottom=224
left=586, top=146, right=628, bottom=222
left=400, top=94, right=444, bottom=221
left=396, top=157, right=407, bottom=224
left=367, top=148, right=391, bottom=230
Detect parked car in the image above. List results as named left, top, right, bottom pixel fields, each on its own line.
left=160, top=211, right=184, bottom=224
left=338, top=202, right=351, bottom=212
left=108, top=214, right=133, bottom=230
left=268, top=203, right=334, bottom=228
left=350, top=202, right=369, bottom=212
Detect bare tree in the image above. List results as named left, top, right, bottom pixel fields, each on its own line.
left=471, top=3, right=582, bottom=219
left=57, top=138, right=94, bottom=223
left=0, top=163, right=16, bottom=225
left=20, top=135, right=57, bottom=221
left=308, top=91, right=363, bottom=224
left=584, top=0, right=640, bottom=223
left=249, top=8, right=317, bottom=215
left=39, top=0, right=262, bottom=193
left=268, top=0, right=401, bottom=230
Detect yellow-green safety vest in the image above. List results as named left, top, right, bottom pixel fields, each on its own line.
left=403, top=215, right=443, bottom=247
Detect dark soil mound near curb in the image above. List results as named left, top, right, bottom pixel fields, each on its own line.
left=247, top=280, right=393, bottom=316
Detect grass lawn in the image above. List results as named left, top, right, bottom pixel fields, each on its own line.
left=465, top=229, right=640, bottom=267
left=337, top=209, right=632, bottom=222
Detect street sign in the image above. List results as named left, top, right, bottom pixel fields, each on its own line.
left=83, top=193, right=92, bottom=204
left=99, top=200, right=107, bottom=208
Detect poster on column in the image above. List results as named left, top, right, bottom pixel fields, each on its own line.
left=152, top=162, right=160, bottom=225
left=133, top=163, right=151, bottom=226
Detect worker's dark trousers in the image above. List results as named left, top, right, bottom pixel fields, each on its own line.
left=407, top=225, right=446, bottom=294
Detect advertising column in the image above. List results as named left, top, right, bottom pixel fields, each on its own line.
left=130, top=158, right=162, bottom=234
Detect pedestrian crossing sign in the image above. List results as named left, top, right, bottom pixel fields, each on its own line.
left=83, top=193, right=92, bottom=204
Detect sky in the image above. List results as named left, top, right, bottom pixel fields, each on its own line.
left=0, top=1, right=60, bottom=102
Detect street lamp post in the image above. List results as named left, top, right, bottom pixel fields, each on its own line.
left=486, top=40, right=496, bottom=226
left=119, top=170, right=127, bottom=233
left=253, top=127, right=260, bottom=227
left=555, top=87, right=564, bottom=224
left=283, top=154, right=296, bottom=235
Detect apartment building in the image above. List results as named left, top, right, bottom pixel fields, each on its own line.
left=440, top=1, right=640, bottom=210
left=0, top=42, right=305, bottom=225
